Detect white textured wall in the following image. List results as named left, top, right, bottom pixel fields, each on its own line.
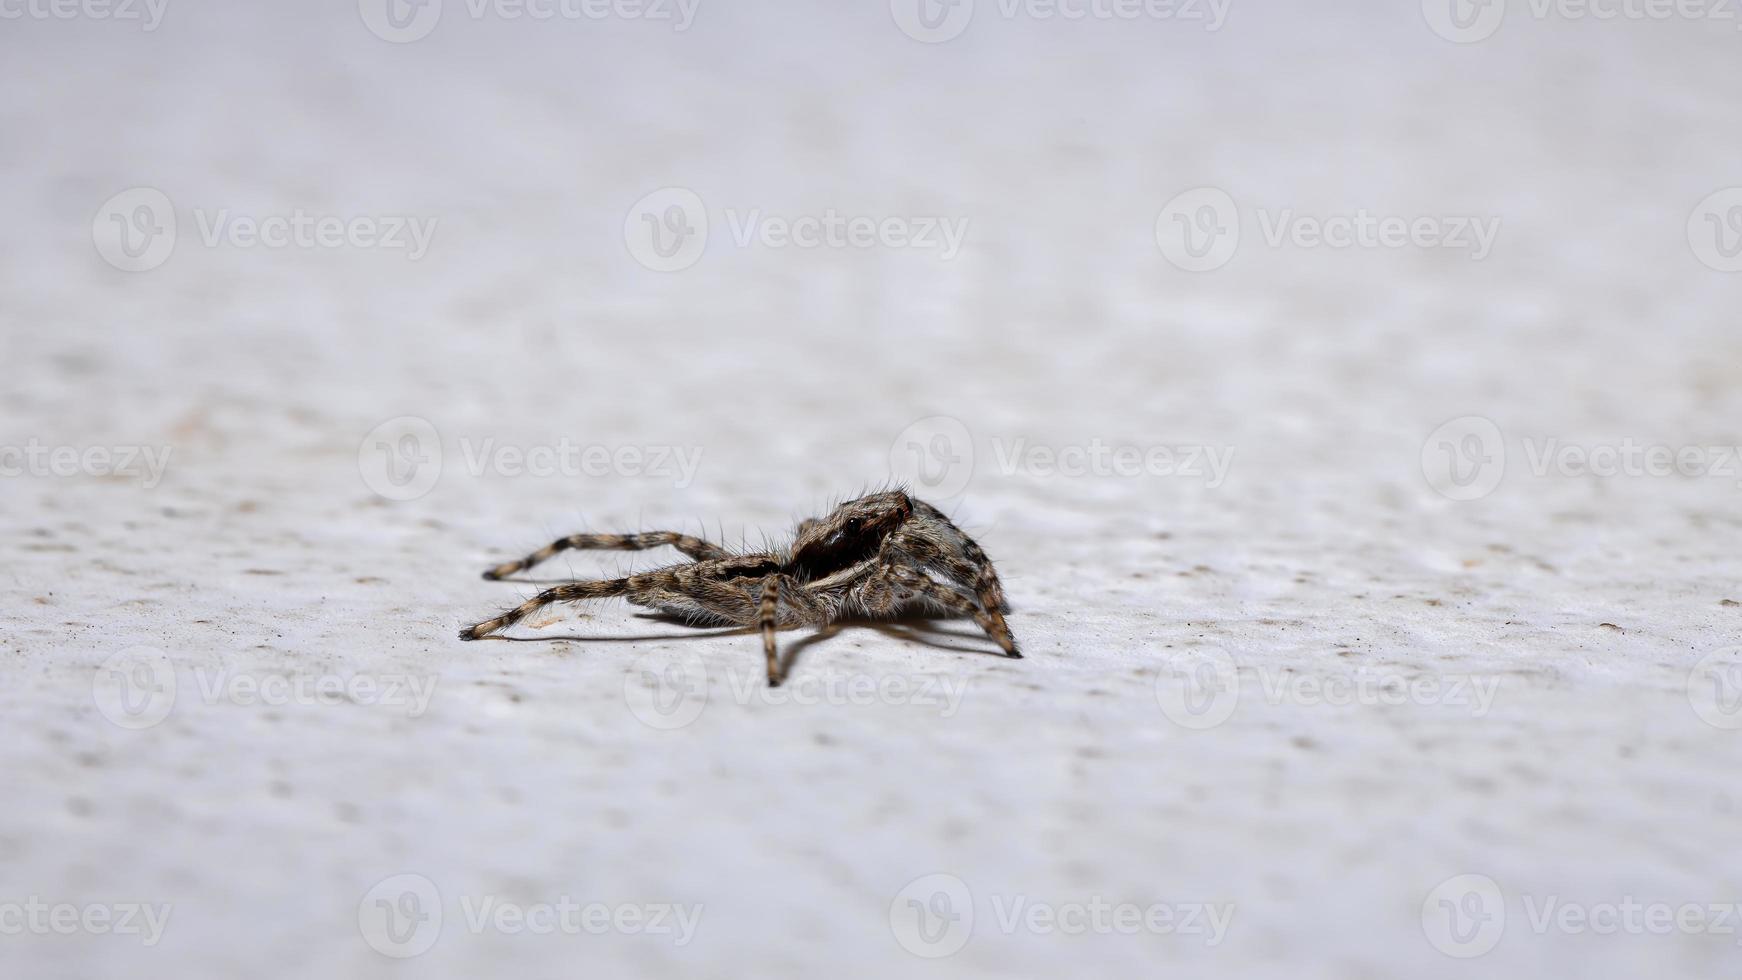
left=5, top=2, right=1742, bottom=977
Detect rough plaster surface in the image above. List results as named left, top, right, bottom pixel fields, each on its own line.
left=5, top=3, right=1742, bottom=978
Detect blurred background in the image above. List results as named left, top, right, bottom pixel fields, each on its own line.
left=5, top=1, right=1742, bottom=977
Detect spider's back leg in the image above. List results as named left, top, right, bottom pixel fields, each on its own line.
left=460, top=577, right=635, bottom=639
left=482, top=531, right=729, bottom=580
left=626, top=585, right=751, bottom=627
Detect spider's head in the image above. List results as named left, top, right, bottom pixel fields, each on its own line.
left=789, top=490, right=913, bottom=580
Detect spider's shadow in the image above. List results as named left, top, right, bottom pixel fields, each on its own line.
left=469, top=611, right=1003, bottom=677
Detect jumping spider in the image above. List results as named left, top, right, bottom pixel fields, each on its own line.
left=459, top=490, right=1018, bottom=686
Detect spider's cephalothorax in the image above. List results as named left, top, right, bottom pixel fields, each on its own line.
left=458, top=491, right=1018, bottom=686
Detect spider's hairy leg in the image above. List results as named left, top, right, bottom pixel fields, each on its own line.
left=885, top=566, right=1021, bottom=658
left=750, top=574, right=830, bottom=687
left=908, top=501, right=1009, bottom=613
left=957, top=535, right=1010, bottom=614
left=460, top=577, right=636, bottom=639
left=481, top=531, right=729, bottom=580
left=622, top=567, right=829, bottom=685
left=758, top=575, right=783, bottom=686
left=912, top=546, right=1010, bottom=620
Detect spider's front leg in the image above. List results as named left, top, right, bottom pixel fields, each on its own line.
left=481, top=531, right=730, bottom=580
left=459, top=577, right=635, bottom=639
left=755, top=574, right=825, bottom=687
left=895, top=506, right=1010, bottom=613
left=881, top=565, right=1021, bottom=658
left=957, top=538, right=1011, bottom=614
